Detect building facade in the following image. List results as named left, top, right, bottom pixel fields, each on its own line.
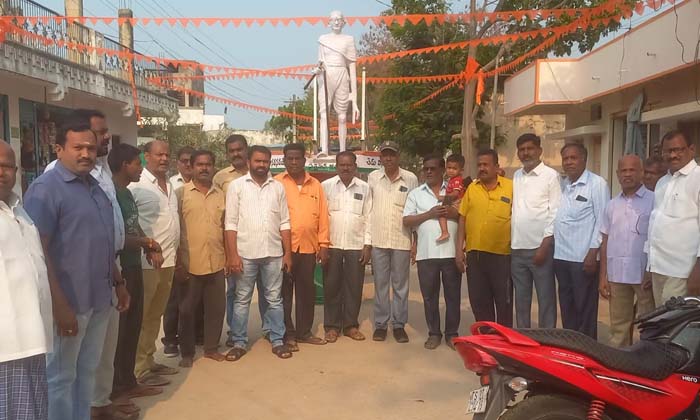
left=0, top=0, right=178, bottom=193
left=504, top=0, right=700, bottom=194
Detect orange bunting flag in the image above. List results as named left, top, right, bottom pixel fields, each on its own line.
left=475, top=72, right=485, bottom=106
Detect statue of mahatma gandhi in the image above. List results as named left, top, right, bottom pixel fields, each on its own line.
left=316, top=10, right=360, bottom=154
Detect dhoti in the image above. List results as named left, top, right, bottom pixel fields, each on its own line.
left=319, top=66, right=351, bottom=153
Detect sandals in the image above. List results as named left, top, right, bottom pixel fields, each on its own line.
left=272, top=345, right=293, bottom=359
left=344, top=328, right=366, bottom=341
left=225, top=347, right=247, bottom=362
left=285, top=339, right=300, bottom=352
left=296, top=335, right=327, bottom=345
left=324, top=330, right=339, bottom=343
left=150, top=363, right=179, bottom=376
left=137, top=373, right=170, bottom=387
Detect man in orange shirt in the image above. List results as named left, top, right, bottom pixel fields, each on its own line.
left=275, top=143, right=330, bottom=350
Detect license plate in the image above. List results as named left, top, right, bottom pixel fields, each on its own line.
left=466, top=386, right=489, bottom=414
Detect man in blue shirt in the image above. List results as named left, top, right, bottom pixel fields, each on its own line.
left=553, top=143, right=609, bottom=339
left=24, top=115, right=129, bottom=420
left=403, top=154, right=461, bottom=350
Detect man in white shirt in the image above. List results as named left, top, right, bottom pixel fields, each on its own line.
left=168, top=146, right=194, bottom=190
left=224, top=146, right=294, bottom=360
left=554, top=143, right=609, bottom=339
left=368, top=141, right=419, bottom=343
left=0, top=140, right=52, bottom=420
left=511, top=134, right=561, bottom=329
left=648, top=130, right=700, bottom=304
left=162, top=145, right=200, bottom=358
left=321, top=152, right=372, bottom=342
left=129, top=140, right=181, bottom=384
left=403, top=154, right=461, bottom=350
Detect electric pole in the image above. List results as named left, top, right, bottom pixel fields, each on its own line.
left=283, top=94, right=298, bottom=143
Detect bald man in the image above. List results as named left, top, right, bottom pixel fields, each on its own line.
left=599, top=155, right=654, bottom=347
left=0, top=141, right=52, bottom=420
left=128, top=140, right=181, bottom=385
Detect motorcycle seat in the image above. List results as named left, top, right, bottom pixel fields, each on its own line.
left=516, top=328, right=689, bottom=381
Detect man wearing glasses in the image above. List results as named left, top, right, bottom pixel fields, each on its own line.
left=648, top=130, right=700, bottom=305
left=162, top=146, right=201, bottom=359
left=598, top=155, right=654, bottom=347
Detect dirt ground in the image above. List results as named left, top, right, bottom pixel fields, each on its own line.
left=136, top=266, right=612, bottom=420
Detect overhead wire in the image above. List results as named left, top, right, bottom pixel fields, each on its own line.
left=130, top=0, right=285, bottom=105
left=148, top=0, right=290, bottom=101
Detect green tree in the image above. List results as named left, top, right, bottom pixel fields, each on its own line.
left=265, top=92, right=314, bottom=146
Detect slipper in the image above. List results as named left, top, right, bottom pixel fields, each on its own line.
left=112, top=401, right=140, bottom=416
left=297, top=335, right=327, bottom=345
left=225, top=347, right=247, bottom=362
left=285, top=340, right=300, bottom=352
left=117, top=384, right=163, bottom=400
left=150, top=363, right=179, bottom=376
left=344, top=328, right=366, bottom=341
left=324, top=330, right=339, bottom=343
left=204, top=352, right=226, bottom=362
left=137, top=373, right=170, bottom=387
left=272, top=345, right=293, bottom=359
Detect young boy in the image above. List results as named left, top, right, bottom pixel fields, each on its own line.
left=437, top=154, right=466, bottom=242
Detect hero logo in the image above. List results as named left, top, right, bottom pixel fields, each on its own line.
left=551, top=350, right=585, bottom=362
left=682, top=375, right=699, bottom=383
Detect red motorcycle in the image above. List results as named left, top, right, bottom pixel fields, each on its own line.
left=454, top=296, right=700, bottom=420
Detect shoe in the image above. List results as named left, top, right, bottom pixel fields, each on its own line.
left=424, top=335, right=442, bottom=350
left=179, top=357, right=193, bottom=368
left=445, top=336, right=457, bottom=350
left=163, top=344, right=179, bottom=358
left=372, top=328, right=387, bottom=341
left=393, top=328, right=409, bottom=343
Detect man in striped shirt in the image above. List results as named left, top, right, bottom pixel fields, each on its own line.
left=224, top=145, right=293, bottom=360
left=368, top=141, right=419, bottom=343
left=554, top=143, right=609, bottom=339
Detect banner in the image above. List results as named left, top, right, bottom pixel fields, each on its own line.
left=270, top=151, right=381, bottom=174
left=0, top=1, right=644, bottom=30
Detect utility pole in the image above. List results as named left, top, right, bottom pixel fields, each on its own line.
left=283, top=94, right=298, bottom=143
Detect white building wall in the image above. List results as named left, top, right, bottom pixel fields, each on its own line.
left=504, top=65, right=536, bottom=114
left=505, top=0, right=699, bottom=113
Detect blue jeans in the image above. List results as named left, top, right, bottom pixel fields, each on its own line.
left=47, top=306, right=111, bottom=420
left=227, top=273, right=268, bottom=338
left=371, top=248, right=410, bottom=330
left=232, top=257, right=285, bottom=348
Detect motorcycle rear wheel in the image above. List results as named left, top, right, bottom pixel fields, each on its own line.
left=499, top=394, right=613, bottom=420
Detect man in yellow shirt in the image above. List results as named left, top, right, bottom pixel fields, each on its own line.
left=455, top=149, right=513, bottom=327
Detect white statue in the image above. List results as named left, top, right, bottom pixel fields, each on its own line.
left=317, top=10, right=360, bottom=154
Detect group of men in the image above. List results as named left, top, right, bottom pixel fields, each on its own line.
left=445, top=130, right=699, bottom=352
left=2, top=105, right=700, bottom=420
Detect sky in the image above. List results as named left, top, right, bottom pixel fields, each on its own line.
left=39, top=0, right=666, bottom=130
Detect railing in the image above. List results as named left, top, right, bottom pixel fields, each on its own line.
left=0, top=0, right=173, bottom=96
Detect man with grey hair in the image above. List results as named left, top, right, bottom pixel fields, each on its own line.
left=599, top=155, right=654, bottom=347
left=554, top=143, right=609, bottom=339
left=0, top=140, right=52, bottom=420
